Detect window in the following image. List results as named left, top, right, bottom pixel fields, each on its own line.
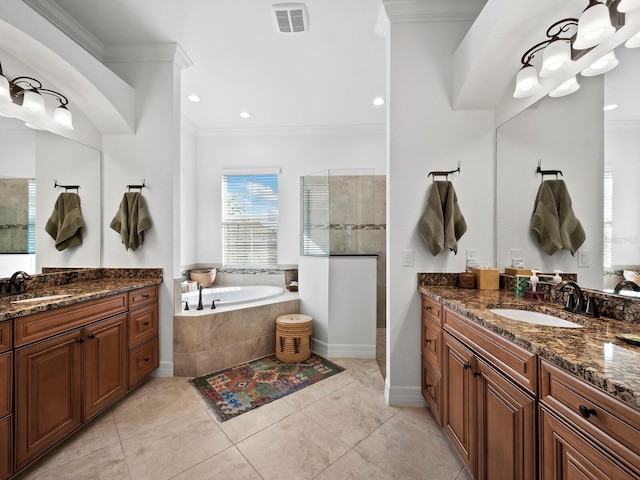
left=222, top=170, right=279, bottom=267
left=603, top=170, right=613, bottom=270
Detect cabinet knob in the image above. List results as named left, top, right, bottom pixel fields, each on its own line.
left=88, top=333, right=96, bottom=339
left=77, top=338, right=84, bottom=343
left=463, top=363, right=472, bottom=370
left=424, top=305, right=432, bottom=310
left=143, top=321, right=150, bottom=326
left=425, top=338, right=432, bottom=344
left=144, top=357, right=151, bottom=362
left=578, top=405, right=597, bottom=419
left=142, top=294, right=150, bottom=298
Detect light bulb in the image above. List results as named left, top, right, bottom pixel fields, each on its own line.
left=53, top=104, right=74, bottom=130
left=549, top=77, right=580, bottom=97
left=513, top=65, right=541, bottom=98
left=574, top=2, right=615, bottom=50
left=22, top=90, right=45, bottom=114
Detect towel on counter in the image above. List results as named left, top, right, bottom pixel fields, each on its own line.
left=530, top=179, right=585, bottom=256
left=418, top=181, right=467, bottom=255
left=44, top=192, right=85, bottom=251
left=110, top=192, right=152, bottom=251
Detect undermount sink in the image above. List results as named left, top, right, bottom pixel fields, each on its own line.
left=489, top=308, right=584, bottom=328
left=12, top=294, right=73, bottom=304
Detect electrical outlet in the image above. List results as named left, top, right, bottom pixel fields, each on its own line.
left=466, top=249, right=478, bottom=269
left=510, top=249, right=523, bottom=267
left=402, top=249, right=414, bottom=267
left=578, top=250, right=590, bottom=268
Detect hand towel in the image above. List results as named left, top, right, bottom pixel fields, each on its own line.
left=44, top=192, right=85, bottom=251
left=110, top=192, right=152, bottom=251
left=418, top=181, right=467, bottom=255
left=530, top=179, right=585, bottom=256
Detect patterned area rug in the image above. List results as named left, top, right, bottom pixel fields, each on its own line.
left=191, top=354, right=345, bottom=422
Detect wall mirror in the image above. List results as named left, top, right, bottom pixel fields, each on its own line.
left=496, top=44, right=640, bottom=291
left=0, top=116, right=101, bottom=278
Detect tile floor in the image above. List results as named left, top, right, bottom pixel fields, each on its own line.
left=14, top=358, right=470, bottom=480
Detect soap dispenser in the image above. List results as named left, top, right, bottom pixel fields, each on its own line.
left=529, top=269, right=540, bottom=292
left=553, top=270, right=563, bottom=283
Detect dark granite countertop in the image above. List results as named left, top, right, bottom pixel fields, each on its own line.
left=418, top=286, right=640, bottom=412
left=1, top=269, right=162, bottom=321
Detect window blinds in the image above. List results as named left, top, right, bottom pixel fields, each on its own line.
left=222, top=173, right=279, bottom=267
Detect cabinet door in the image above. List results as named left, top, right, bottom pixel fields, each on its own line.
left=15, top=329, right=83, bottom=469
left=0, top=352, right=11, bottom=418
left=540, top=406, right=639, bottom=480
left=422, top=357, right=442, bottom=425
left=0, top=415, right=11, bottom=480
left=442, top=332, right=476, bottom=474
left=475, top=359, right=536, bottom=480
left=84, top=314, right=127, bottom=420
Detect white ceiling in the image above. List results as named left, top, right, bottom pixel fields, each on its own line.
left=39, top=0, right=388, bottom=131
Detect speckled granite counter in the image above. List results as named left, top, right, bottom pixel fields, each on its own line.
left=418, top=286, right=640, bottom=412
left=0, top=268, right=162, bottom=321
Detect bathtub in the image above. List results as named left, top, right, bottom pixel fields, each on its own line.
left=174, top=285, right=300, bottom=376
left=182, top=285, right=284, bottom=309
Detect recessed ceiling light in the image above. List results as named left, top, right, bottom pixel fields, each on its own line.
left=372, top=96, right=385, bottom=106
left=187, top=94, right=201, bottom=102
left=240, top=111, right=251, bottom=119
left=603, top=103, right=619, bottom=111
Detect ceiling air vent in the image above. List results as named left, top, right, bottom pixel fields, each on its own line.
left=273, top=3, right=308, bottom=33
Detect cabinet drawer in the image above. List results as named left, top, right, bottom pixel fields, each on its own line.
left=422, top=316, right=442, bottom=372
left=129, top=338, right=159, bottom=389
left=539, top=359, right=640, bottom=460
left=14, top=293, right=128, bottom=347
left=129, top=285, right=158, bottom=310
left=0, top=415, right=11, bottom=480
left=422, top=357, right=442, bottom=426
left=421, top=295, right=442, bottom=325
left=0, top=352, right=10, bottom=418
left=443, top=307, right=537, bottom=395
left=0, top=323, right=10, bottom=353
left=128, top=303, right=158, bottom=348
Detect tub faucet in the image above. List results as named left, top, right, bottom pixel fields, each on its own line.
left=613, top=280, right=640, bottom=294
left=197, top=284, right=204, bottom=310
left=555, top=280, right=584, bottom=314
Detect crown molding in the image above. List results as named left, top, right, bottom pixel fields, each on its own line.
left=382, top=0, right=486, bottom=23
left=197, top=123, right=385, bottom=137
left=104, top=43, right=193, bottom=70
left=23, top=0, right=105, bottom=60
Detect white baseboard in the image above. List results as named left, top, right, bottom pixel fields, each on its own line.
left=312, top=338, right=376, bottom=358
left=152, top=361, right=174, bottom=377
left=385, top=383, right=427, bottom=407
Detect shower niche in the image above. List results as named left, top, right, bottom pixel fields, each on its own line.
left=298, top=169, right=386, bottom=359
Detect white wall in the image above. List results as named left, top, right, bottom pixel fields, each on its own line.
left=386, top=19, right=495, bottom=405
left=102, top=51, right=184, bottom=376
left=180, top=122, right=198, bottom=268
left=496, top=76, right=604, bottom=289
left=194, top=127, right=385, bottom=266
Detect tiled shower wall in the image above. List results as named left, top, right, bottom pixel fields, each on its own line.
left=328, top=175, right=386, bottom=328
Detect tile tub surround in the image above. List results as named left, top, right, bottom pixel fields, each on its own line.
left=173, top=293, right=300, bottom=377
left=418, top=285, right=640, bottom=411
left=0, top=268, right=163, bottom=321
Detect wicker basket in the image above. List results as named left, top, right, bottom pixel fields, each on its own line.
left=189, top=269, right=216, bottom=288
left=275, top=314, right=313, bottom=363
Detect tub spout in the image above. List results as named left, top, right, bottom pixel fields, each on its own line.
left=613, top=280, right=640, bottom=294
left=197, top=284, right=204, bottom=310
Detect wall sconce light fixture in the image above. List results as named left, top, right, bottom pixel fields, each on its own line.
left=0, top=62, right=74, bottom=130
left=513, top=0, right=629, bottom=100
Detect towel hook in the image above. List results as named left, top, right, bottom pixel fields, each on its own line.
left=428, top=160, right=461, bottom=182
left=536, top=159, right=563, bottom=181
left=54, top=179, right=80, bottom=192
left=126, top=179, right=148, bottom=192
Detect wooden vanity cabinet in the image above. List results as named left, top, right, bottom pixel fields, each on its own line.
left=421, top=295, right=443, bottom=424
left=12, top=285, right=159, bottom=475
left=127, top=286, right=159, bottom=389
left=0, top=321, right=12, bottom=480
left=437, top=301, right=537, bottom=479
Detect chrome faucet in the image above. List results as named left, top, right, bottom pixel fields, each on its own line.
left=556, top=280, right=584, bottom=314
left=613, top=280, right=640, bottom=294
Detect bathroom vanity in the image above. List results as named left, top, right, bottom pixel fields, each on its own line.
left=0, top=269, right=161, bottom=479
left=419, top=285, right=640, bottom=479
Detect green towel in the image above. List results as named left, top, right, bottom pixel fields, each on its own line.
left=531, top=180, right=585, bottom=256
left=110, top=192, right=152, bottom=251
left=419, top=181, right=467, bottom=255
left=44, top=192, right=84, bottom=251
